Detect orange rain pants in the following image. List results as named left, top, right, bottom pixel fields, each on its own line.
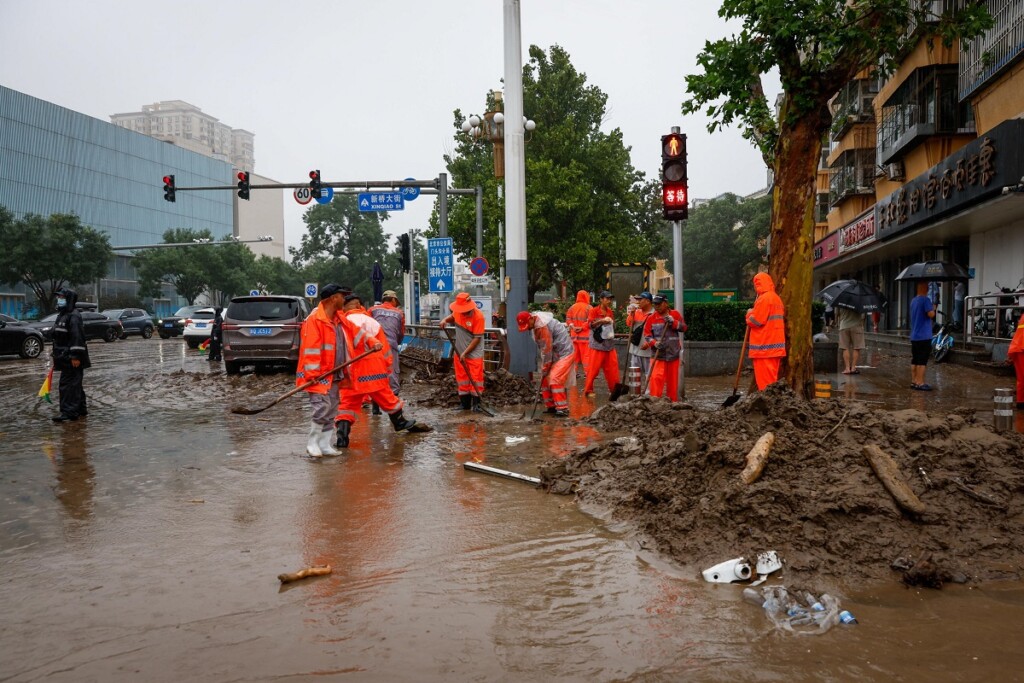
left=648, top=358, right=680, bottom=402
left=541, top=354, right=574, bottom=411
left=454, top=356, right=485, bottom=397
left=584, top=348, right=620, bottom=394
left=753, top=358, right=781, bottom=391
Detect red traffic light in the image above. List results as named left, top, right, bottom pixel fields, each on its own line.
left=663, top=182, right=687, bottom=207
left=237, top=172, right=246, bottom=181
left=163, top=175, right=172, bottom=185
left=309, top=170, right=319, bottom=180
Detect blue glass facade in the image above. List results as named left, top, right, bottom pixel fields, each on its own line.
left=0, top=85, right=235, bottom=316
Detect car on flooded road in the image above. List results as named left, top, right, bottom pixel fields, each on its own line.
left=155, top=305, right=205, bottom=339
left=0, top=313, right=45, bottom=359
left=221, top=295, right=310, bottom=375
left=183, top=307, right=217, bottom=349
left=102, top=308, right=155, bottom=339
left=28, top=311, right=124, bottom=343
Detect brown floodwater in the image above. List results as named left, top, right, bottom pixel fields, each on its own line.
left=1, top=339, right=1022, bottom=681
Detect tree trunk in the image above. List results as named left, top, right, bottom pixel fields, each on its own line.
left=768, top=96, right=831, bottom=399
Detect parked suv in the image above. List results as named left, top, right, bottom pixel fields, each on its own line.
left=222, top=295, right=311, bottom=375
left=103, top=308, right=155, bottom=339
left=183, top=308, right=217, bottom=348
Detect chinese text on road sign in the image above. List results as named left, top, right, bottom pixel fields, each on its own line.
left=358, top=192, right=405, bottom=212
left=427, top=238, right=454, bottom=293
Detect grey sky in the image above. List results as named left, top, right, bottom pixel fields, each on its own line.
left=0, top=0, right=778, bottom=253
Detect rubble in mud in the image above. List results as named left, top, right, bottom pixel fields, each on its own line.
left=539, top=383, right=1024, bottom=589
left=415, top=368, right=539, bottom=407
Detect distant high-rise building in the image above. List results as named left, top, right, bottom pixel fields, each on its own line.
left=110, top=100, right=254, bottom=171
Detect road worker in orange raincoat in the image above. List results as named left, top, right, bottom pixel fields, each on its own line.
left=1008, top=317, right=1024, bottom=409
left=517, top=310, right=573, bottom=416
left=565, top=290, right=592, bottom=376
left=584, top=290, right=620, bottom=397
left=440, top=292, right=487, bottom=412
left=745, top=272, right=787, bottom=390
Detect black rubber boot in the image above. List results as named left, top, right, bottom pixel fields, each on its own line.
left=335, top=421, right=351, bottom=448
left=471, top=396, right=484, bottom=413
left=389, top=409, right=417, bottom=432
left=545, top=406, right=557, bottom=414
left=371, top=402, right=382, bottom=415
left=459, top=395, right=472, bottom=410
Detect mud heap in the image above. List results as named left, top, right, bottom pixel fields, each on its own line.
left=540, top=383, right=1024, bottom=589
left=416, top=368, right=538, bottom=407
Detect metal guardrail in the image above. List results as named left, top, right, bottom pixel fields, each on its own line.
left=401, top=323, right=510, bottom=372
left=965, top=291, right=1024, bottom=343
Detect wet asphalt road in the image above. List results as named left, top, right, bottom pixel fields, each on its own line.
left=1, top=337, right=1023, bottom=682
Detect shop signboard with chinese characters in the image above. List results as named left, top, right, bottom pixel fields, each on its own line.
left=876, top=118, right=1024, bottom=241
left=813, top=231, right=840, bottom=268
left=837, top=209, right=876, bottom=255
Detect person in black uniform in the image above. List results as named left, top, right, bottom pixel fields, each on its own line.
left=208, top=307, right=223, bottom=361
left=51, top=288, right=91, bottom=422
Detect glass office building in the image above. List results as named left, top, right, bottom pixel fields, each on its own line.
left=0, top=85, right=234, bottom=316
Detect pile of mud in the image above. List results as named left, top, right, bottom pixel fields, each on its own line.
left=539, top=383, right=1024, bottom=589
left=416, top=368, right=538, bottom=407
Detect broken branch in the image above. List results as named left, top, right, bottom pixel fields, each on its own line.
left=740, top=432, right=775, bottom=484
left=863, top=444, right=927, bottom=515
left=277, top=565, right=332, bottom=584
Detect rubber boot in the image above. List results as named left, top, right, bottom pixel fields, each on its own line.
left=318, top=428, right=341, bottom=456
left=471, top=396, right=484, bottom=413
left=388, top=409, right=417, bottom=432
left=306, top=421, right=323, bottom=458
left=371, top=402, right=381, bottom=415
left=459, top=395, right=472, bottom=410
left=335, top=420, right=351, bottom=448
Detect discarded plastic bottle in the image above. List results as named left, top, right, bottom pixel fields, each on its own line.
left=742, top=587, right=765, bottom=607
left=803, top=592, right=825, bottom=612
left=838, top=609, right=858, bottom=625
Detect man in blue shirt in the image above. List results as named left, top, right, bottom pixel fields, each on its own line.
left=910, top=281, right=936, bottom=390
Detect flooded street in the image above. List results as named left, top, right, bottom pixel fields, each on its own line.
left=2, top=338, right=1024, bottom=682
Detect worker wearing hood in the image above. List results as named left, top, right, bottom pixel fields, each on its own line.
left=565, top=290, right=592, bottom=376
left=745, top=273, right=786, bottom=390
left=51, top=287, right=91, bottom=422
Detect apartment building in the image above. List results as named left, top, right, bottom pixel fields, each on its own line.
left=813, top=0, right=1024, bottom=334
left=111, top=100, right=255, bottom=171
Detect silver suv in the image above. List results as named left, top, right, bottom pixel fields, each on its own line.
left=222, top=295, right=311, bottom=375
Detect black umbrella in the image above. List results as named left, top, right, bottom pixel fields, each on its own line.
left=370, top=262, right=385, bottom=304
left=894, top=261, right=970, bottom=282
left=817, top=279, right=887, bottom=313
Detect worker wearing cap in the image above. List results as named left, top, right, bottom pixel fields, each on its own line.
left=517, top=310, right=573, bottom=416
left=440, top=291, right=487, bottom=411
left=584, top=290, right=620, bottom=397
left=565, top=290, right=592, bottom=377
left=332, top=292, right=425, bottom=447
left=746, top=272, right=787, bottom=390
left=297, top=283, right=350, bottom=457
left=370, top=289, right=405, bottom=398
left=627, top=292, right=655, bottom=383
left=643, top=294, right=687, bottom=401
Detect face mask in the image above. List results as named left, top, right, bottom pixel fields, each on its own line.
left=57, top=298, right=67, bottom=308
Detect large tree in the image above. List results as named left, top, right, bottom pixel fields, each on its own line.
left=682, top=1, right=990, bottom=396
left=289, top=194, right=399, bottom=303
left=439, top=45, right=662, bottom=299
left=0, top=209, right=113, bottom=314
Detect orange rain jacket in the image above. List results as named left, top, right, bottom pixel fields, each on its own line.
left=746, top=273, right=786, bottom=358
left=297, top=305, right=389, bottom=394
left=565, top=290, right=592, bottom=344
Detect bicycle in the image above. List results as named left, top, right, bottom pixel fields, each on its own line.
left=932, top=310, right=954, bottom=362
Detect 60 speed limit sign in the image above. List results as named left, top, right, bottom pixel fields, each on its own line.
left=293, top=187, right=313, bottom=205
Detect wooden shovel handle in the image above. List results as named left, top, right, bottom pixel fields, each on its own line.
left=733, top=326, right=750, bottom=393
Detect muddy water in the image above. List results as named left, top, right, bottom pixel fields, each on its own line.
left=2, top=339, right=1023, bottom=681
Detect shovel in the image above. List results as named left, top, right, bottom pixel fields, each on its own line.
left=722, top=326, right=749, bottom=408
left=230, top=348, right=379, bottom=415
left=639, top=322, right=672, bottom=397
left=442, top=326, right=496, bottom=417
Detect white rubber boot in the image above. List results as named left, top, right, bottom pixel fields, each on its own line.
left=318, top=427, right=341, bottom=456
left=306, top=421, right=323, bottom=458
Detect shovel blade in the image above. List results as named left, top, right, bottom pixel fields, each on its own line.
left=721, top=392, right=741, bottom=408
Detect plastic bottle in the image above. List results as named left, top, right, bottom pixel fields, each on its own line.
left=838, top=609, right=858, bottom=625
left=803, top=592, right=825, bottom=612
left=742, top=587, right=765, bottom=607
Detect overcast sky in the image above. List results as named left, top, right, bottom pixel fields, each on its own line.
left=0, top=0, right=778, bottom=253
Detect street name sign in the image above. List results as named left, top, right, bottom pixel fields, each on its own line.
left=358, top=192, right=405, bottom=212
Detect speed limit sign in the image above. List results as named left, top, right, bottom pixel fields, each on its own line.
left=293, top=187, right=313, bottom=205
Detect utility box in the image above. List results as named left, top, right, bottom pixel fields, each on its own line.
left=604, top=263, right=651, bottom=307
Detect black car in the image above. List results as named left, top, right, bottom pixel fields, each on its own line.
left=155, top=305, right=206, bottom=339
left=0, top=313, right=45, bottom=359
left=29, top=311, right=124, bottom=343
left=102, top=308, right=155, bottom=339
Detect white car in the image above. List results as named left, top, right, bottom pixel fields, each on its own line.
left=182, top=307, right=217, bottom=349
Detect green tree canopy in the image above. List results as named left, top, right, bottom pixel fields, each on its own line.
left=289, top=194, right=401, bottom=303
left=251, top=255, right=305, bottom=297
left=0, top=209, right=113, bottom=314
left=133, top=228, right=219, bottom=304
left=677, top=193, right=770, bottom=294
left=438, top=45, right=663, bottom=300
left=682, top=0, right=990, bottom=395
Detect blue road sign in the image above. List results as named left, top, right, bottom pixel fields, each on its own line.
left=469, top=256, right=489, bottom=277
left=305, top=283, right=319, bottom=298
left=249, top=289, right=260, bottom=296
left=315, top=186, right=334, bottom=204
left=358, top=192, right=404, bottom=212
left=427, top=237, right=454, bottom=293
left=401, top=178, right=420, bottom=201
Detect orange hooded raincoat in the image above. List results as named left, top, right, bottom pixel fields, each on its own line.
left=746, top=272, right=786, bottom=390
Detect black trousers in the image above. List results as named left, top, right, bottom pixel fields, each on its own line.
left=58, top=366, right=87, bottom=418
left=208, top=338, right=222, bottom=360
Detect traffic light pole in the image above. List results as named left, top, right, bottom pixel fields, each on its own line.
left=673, top=219, right=686, bottom=400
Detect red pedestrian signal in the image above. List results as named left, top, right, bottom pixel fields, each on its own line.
left=236, top=171, right=251, bottom=200
left=162, top=174, right=176, bottom=202
left=308, top=169, right=322, bottom=199
left=661, top=132, right=687, bottom=220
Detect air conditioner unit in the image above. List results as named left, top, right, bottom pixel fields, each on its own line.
left=886, top=161, right=905, bottom=181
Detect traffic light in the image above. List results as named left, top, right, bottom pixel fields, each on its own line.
left=162, top=174, right=176, bottom=202
left=661, top=132, right=688, bottom=221
left=398, top=233, right=411, bottom=272
left=308, top=169, right=322, bottom=199
left=236, top=171, right=250, bottom=200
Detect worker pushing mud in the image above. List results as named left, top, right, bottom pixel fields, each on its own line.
left=440, top=292, right=487, bottom=412
left=516, top=310, right=573, bottom=416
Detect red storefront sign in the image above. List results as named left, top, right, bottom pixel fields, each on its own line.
left=813, top=231, right=840, bottom=267
left=838, top=212, right=876, bottom=254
